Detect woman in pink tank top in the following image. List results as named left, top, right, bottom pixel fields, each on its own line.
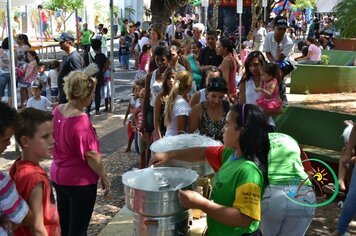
left=217, top=37, right=238, bottom=103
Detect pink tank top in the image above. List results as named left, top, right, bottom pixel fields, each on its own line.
left=219, top=55, right=237, bottom=96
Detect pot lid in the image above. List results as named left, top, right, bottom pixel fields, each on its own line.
left=122, top=166, right=198, bottom=192
left=150, top=134, right=222, bottom=153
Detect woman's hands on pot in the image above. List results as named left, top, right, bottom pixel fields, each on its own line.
left=150, top=152, right=169, bottom=166
left=178, top=190, right=207, bottom=209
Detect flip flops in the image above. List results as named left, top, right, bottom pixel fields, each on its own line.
left=322, top=183, right=347, bottom=198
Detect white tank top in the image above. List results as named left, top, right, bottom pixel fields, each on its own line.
left=245, top=77, right=275, bottom=126
left=150, top=69, right=163, bottom=107
left=199, top=88, right=206, bottom=103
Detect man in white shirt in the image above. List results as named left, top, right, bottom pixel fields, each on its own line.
left=264, top=15, right=294, bottom=63
left=263, top=16, right=294, bottom=106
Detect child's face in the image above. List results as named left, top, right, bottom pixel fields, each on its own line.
left=166, top=72, right=176, bottom=88
left=38, top=65, right=45, bottom=73
left=22, top=121, right=54, bottom=158
left=261, top=70, right=273, bottom=82
left=31, top=88, right=41, bottom=97
left=27, top=53, right=35, bottom=62
left=134, top=85, right=142, bottom=98
left=0, top=127, right=14, bottom=154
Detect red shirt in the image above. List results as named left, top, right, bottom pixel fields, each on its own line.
left=40, top=10, right=49, bottom=23
left=10, top=158, right=61, bottom=236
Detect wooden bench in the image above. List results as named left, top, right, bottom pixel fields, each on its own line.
left=275, top=106, right=356, bottom=165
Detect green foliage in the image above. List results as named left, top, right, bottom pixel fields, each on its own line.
left=320, top=55, right=330, bottom=65
left=43, top=0, right=84, bottom=12
left=291, top=0, right=317, bottom=11
left=125, top=7, right=135, bottom=22
left=333, top=0, right=356, bottom=38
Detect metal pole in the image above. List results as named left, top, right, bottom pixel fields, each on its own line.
left=239, top=13, right=242, bottom=53
left=262, top=0, right=267, bottom=23
left=110, top=0, right=115, bottom=113
left=171, top=12, right=175, bottom=42
left=7, top=0, right=20, bottom=151
left=38, top=8, right=44, bottom=60
left=7, top=0, right=17, bottom=109
left=205, top=6, right=208, bottom=28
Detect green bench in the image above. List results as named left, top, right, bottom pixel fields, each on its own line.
left=290, top=50, right=356, bottom=94
left=275, top=106, right=356, bottom=164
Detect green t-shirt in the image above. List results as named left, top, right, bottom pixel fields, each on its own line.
left=81, top=29, right=93, bottom=45
left=268, top=132, right=311, bottom=186
left=187, top=54, right=202, bottom=88
left=207, top=147, right=263, bottom=235
left=101, top=34, right=107, bottom=48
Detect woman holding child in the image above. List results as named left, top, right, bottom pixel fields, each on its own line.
left=238, top=51, right=282, bottom=127
left=50, top=71, right=111, bottom=235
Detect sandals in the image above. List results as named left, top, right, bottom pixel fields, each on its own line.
left=322, top=183, right=346, bottom=198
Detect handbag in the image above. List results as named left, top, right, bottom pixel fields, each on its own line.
left=84, top=51, right=99, bottom=76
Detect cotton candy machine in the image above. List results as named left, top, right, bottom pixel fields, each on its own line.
left=122, top=166, right=198, bottom=236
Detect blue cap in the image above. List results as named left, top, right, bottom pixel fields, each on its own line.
left=54, top=32, right=75, bottom=42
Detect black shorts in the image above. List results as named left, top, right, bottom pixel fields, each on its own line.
left=146, top=105, right=154, bottom=133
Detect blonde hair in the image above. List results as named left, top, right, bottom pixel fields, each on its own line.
left=64, top=71, right=96, bottom=101
left=164, top=70, right=192, bottom=127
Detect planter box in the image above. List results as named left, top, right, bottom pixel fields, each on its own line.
left=290, top=50, right=356, bottom=94
left=290, top=65, right=356, bottom=93
left=334, top=38, right=356, bottom=51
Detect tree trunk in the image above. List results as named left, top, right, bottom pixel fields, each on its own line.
left=150, top=0, right=189, bottom=37
left=208, top=0, right=220, bottom=31
left=250, top=0, right=263, bottom=33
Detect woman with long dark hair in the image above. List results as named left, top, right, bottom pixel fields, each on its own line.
left=152, top=103, right=270, bottom=235
left=238, top=51, right=282, bottom=127
left=217, top=37, right=238, bottom=103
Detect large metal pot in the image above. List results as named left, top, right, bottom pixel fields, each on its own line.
left=122, top=167, right=198, bottom=217
left=132, top=210, right=190, bottom=236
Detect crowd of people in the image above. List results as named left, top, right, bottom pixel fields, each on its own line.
left=1, top=8, right=356, bottom=236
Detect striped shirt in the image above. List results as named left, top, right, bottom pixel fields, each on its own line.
left=0, top=171, right=29, bottom=235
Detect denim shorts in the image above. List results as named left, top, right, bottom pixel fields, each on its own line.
left=51, top=87, right=58, bottom=97
left=0, top=73, right=11, bottom=97
left=120, top=55, right=129, bottom=66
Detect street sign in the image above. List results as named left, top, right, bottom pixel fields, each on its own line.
left=262, top=0, right=268, bottom=7
left=202, top=0, right=209, bottom=7
left=236, top=0, right=243, bottom=13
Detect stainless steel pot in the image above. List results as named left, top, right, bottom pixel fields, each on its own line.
left=132, top=210, right=190, bottom=236
left=122, top=167, right=198, bottom=217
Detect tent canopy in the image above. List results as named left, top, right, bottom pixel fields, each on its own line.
left=0, top=0, right=41, bottom=9
left=317, top=0, right=340, bottom=13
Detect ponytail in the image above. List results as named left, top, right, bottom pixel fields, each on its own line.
left=164, top=71, right=192, bottom=127
left=164, top=80, right=180, bottom=127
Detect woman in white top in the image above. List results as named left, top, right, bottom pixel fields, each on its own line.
left=295, top=37, right=322, bottom=64
left=15, top=34, right=31, bottom=67
left=238, top=51, right=281, bottom=128
left=164, top=70, right=192, bottom=136
left=141, top=46, right=170, bottom=167
left=253, top=20, right=267, bottom=52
